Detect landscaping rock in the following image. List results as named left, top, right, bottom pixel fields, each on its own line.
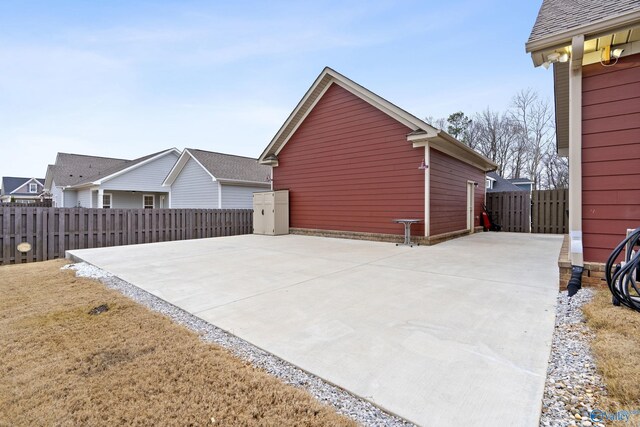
left=88, top=304, right=109, bottom=315
left=539, top=288, right=607, bottom=427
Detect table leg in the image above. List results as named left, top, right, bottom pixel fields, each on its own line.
left=404, top=223, right=410, bottom=245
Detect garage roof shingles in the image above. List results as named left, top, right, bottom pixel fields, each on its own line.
left=527, top=0, right=640, bottom=45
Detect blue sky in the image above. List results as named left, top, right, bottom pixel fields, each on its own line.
left=0, top=0, right=550, bottom=178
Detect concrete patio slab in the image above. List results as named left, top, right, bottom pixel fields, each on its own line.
left=68, top=232, right=563, bottom=427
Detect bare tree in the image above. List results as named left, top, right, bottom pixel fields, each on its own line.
left=473, top=108, right=516, bottom=176
left=542, top=145, right=569, bottom=189
left=424, top=93, right=565, bottom=189
left=510, top=89, right=554, bottom=189
left=424, top=115, right=447, bottom=130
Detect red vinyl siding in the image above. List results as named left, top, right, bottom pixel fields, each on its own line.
left=582, top=53, right=640, bottom=263
left=273, top=83, right=425, bottom=236
left=429, top=147, right=485, bottom=236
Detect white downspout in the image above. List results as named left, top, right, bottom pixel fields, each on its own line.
left=569, top=35, right=584, bottom=267
left=424, top=143, right=430, bottom=237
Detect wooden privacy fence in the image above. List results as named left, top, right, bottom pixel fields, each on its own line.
left=486, top=188, right=568, bottom=234
left=485, top=191, right=531, bottom=233
left=0, top=207, right=253, bottom=265
left=531, top=189, right=568, bottom=234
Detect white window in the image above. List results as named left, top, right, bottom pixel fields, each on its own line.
left=143, top=194, right=154, bottom=209
left=485, top=177, right=495, bottom=190
left=103, top=193, right=112, bottom=209
left=29, top=183, right=38, bottom=193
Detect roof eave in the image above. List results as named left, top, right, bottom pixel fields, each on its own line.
left=411, top=131, right=497, bottom=172
left=94, top=148, right=180, bottom=185
left=526, top=10, right=640, bottom=66
left=259, top=66, right=439, bottom=163
left=216, top=178, right=271, bottom=186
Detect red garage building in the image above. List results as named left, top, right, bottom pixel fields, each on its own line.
left=258, top=67, right=496, bottom=244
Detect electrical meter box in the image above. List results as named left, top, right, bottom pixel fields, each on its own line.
left=253, top=190, right=289, bottom=235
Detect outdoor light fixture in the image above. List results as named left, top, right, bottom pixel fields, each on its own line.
left=418, top=159, right=428, bottom=170
left=612, top=48, right=624, bottom=59
left=541, top=51, right=569, bottom=69
left=265, top=173, right=273, bottom=182
left=547, top=52, right=561, bottom=62
left=600, top=45, right=623, bottom=67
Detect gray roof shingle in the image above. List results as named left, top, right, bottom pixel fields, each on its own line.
left=188, top=149, right=271, bottom=183
left=68, top=149, right=174, bottom=187
left=486, top=172, right=527, bottom=193
left=527, top=0, right=640, bottom=45
left=49, top=153, right=128, bottom=187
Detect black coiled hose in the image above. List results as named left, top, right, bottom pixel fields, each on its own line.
left=605, top=227, right=640, bottom=312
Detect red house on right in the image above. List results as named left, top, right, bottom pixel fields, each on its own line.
left=526, top=1, right=640, bottom=284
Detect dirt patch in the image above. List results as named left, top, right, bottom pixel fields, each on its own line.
left=583, top=287, right=640, bottom=416
left=0, top=260, right=356, bottom=427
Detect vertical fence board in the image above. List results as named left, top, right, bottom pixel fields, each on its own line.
left=531, top=189, right=568, bottom=234
left=486, top=191, right=531, bottom=233
left=487, top=189, right=568, bottom=234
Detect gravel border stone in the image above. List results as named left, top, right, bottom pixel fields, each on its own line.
left=540, top=288, right=607, bottom=427
left=63, top=262, right=414, bottom=427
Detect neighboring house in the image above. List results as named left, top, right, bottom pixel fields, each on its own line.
left=526, top=1, right=640, bottom=266
left=507, top=177, right=534, bottom=193
left=162, top=149, right=271, bottom=209
left=485, top=172, right=529, bottom=193
left=45, top=149, right=180, bottom=208
left=0, top=177, right=45, bottom=203
left=258, top=67, right=496, bottom=243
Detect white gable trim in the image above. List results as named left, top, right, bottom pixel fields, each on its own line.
left=257, top=67, right=498, bottom=171
left=9, top=177, right=43, bottom=194
left=162, top=149, right=216, bottom=187
left=273, top=81, right=334, bottom=156
left=260, top=67, right=439, bottom=163
left=92, top=148, right=181, bottom=185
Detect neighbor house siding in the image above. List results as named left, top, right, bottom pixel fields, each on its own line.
left=582, top=52, right=640, bottom=263
left=76, top=189, right=92, bottom=208
left=429, top=147, right=485, bottom=236
left=63, top=190, right=78, bottom=207
left=107, top=191, right=164, bottom=208
left=110, top=191, right=143, bottom=208
left=51, top=183, right=63, bottom=207
left=170, top=158, right=218, bottom=208
left=273, top=83, right=425, bottom=236
left=103, top=152, right=179, bottom=192
left=221, top=184, right=269, bottom=209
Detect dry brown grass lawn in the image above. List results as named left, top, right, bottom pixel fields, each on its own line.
left=583, top=287, right=640, bottom=413
left=0, top=260, right=356, bottom=427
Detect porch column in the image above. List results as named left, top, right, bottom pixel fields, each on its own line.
left=97, top=188, right=104, bottom=208
left=568, top=35, right=584, bottom=266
